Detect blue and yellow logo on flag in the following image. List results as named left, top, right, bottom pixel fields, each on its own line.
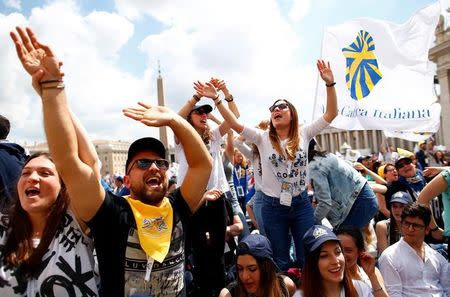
left=342, top=30, right=382, bottom=100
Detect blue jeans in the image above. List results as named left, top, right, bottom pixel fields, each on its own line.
left=225, top=184, right=250, bottom=241
left=253, top=191, right=265, bottom=236
left=341, top=182, right=378, bottom=228
left=261, top=191, right=314, bottom=270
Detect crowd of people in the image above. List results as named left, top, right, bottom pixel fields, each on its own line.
left=0, top=26, right=449, bottom=297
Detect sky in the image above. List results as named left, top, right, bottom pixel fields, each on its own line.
left=0, top=0, right=445, bottom=146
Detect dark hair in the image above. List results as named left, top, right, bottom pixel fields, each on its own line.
left=0, top=115, right=11, bottom=139
left=335, top=225, right=365, bottom=252
left=383, top=163, right=395, bottom=174
left=434, top=151, right=446, bottom=165
left=307, top=138, right=327, bottom=162
left=236, top=256, right=284, bottom=297
left=302, top=241, right=357, bottom=297
left=268, top=99, right=299, bottom=161
left=401, top=202, right=431, bottom=226
left=186, top=113, right=213, bottom=145
left=2, top=152, right=70, bottom=277
left=168, top=176, right=177, bottom=187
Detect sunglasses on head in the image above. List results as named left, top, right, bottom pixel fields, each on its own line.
left=127, top=158, right=169, bottom=174
left=269, top=102, right=289, bottom=112
left=192, top=109, right=208, bottom=115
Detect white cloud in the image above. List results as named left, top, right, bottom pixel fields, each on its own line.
left=120, top=0, right=319, bottom=132
left=3, top=0, right=21, bottom=10
left=0, top=0, right=162, bottom=143
left=2, top=0, right=324, bottom=146
left=289, top=0, right=312, bottom=22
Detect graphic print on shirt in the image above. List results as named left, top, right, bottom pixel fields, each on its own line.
left=0, top=212, right=98, bottom=297
left=268, top=149, right=308, bottom=193
left=124, top=215, right=185, bottom=297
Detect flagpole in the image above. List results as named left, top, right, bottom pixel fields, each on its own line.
left=312, top=26, right=325, bottom=122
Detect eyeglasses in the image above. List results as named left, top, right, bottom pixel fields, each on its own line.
left=401, top=220, right=425, bottom=230
left=269, top=102, right=289, bottom=112
left=127, top=158, right=169, bottom=174
left=192, top=109, right=208, bottom=115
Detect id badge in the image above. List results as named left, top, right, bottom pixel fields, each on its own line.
left=280, top=182, right=292, bottom=206
left=280, top=192, right=292, bottom=206
left=236, top=186, right=244, bottom=197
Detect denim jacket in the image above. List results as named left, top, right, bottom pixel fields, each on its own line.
left=309, top=153, right=367, bottom=227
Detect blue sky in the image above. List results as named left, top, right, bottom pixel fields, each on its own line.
left=0, top=0, right=443, bottom=144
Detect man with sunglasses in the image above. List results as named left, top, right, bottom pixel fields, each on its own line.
left=379, top=202, right=450, bottom=296
left=87, top=105, right=214, bottom=296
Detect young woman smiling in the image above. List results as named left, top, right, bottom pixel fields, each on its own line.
left=196, top=60, right=338, bottom=270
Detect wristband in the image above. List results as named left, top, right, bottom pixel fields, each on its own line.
left=215, top=99, right=222, bottom=106
left=39, top=79, right=63, bottom=85
left=372, top=287, right=383, bottom=293
left=213, top=94, right=220, bottom=101
left=225, top=94, right=234, bottom=102
left=42, top=83, right=65, bottom=90
left=193, top=94, right=201, bottom=102
left=326, top=82, right=336, bottom=87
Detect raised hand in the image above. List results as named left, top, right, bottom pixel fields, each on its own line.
left=210, top=77, right=228, bottom=92
left=194, top=81, right=218, bottom=99
left=10, top=27, right=63, bottom=82
left=203, top=188, right=223, bottom=202
left=123, top=102, right=175, bottom=127
left=359, top=251, right=376, bottom=276
left=317, top=60, right=334, bottom=85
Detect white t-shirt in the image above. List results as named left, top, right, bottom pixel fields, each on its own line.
left=241, top=117, right=329, bottom=198
left=176, top=126, right=230, bottom=193
left=0, top=210, right=98, bottom=297
left=296, top=279, right=373, bottom=296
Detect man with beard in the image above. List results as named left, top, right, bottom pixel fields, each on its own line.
left=87, top=106, right=214, bottom=297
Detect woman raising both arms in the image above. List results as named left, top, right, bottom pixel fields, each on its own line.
left=195, top=60, right=338, bottom=270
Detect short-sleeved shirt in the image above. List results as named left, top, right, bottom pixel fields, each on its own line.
left=176, top=127, right=230, bottom=193
left=0, top=210, right=98, bottom=296
left=88, top=189, right=191, bottom=297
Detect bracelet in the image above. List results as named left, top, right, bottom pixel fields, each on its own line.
left=193, top=94, right=201, bottom=102
left=215, top=99, right=222, bottom=106
left=431, top=226, right=439, bottom=232
left=372, top=287, right=383, bottom=293
left=213, top=94, right=220, bottom=101
left=42, top=83, right=65, bottom=90
left=225, top=94, right=234, bottom=102
left=326, top=82, right=336, bottom=87
left=39, top=79, right=63, bottom=85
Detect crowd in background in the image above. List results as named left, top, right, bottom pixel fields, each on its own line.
left=0, top=26, right=449, bottom=297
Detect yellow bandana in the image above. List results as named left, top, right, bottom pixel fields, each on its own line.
left=125, top=196, right=173, bottom=263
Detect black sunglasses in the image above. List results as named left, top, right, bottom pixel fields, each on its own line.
left=192, top=109, right=209, bottom=115
left=269, top=102, right=289, bottom=112
left=127, top=158, right=169, bottom=174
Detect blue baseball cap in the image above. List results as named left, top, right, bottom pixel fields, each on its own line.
left=303, top=225, right=339, bottom=254
left=236, top=234, right=279, bottom=270
left=390, top=191, right=413, bottom=205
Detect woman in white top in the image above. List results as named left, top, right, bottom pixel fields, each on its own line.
left=335, top=226, right=387, bottom=296
left=195, top=60, right=337, bottom=270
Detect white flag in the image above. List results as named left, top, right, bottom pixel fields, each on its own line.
left=314, top=2, right=441, bottom=133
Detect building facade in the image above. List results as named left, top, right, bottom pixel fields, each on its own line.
left=316, top=127, right=415, bottom=155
